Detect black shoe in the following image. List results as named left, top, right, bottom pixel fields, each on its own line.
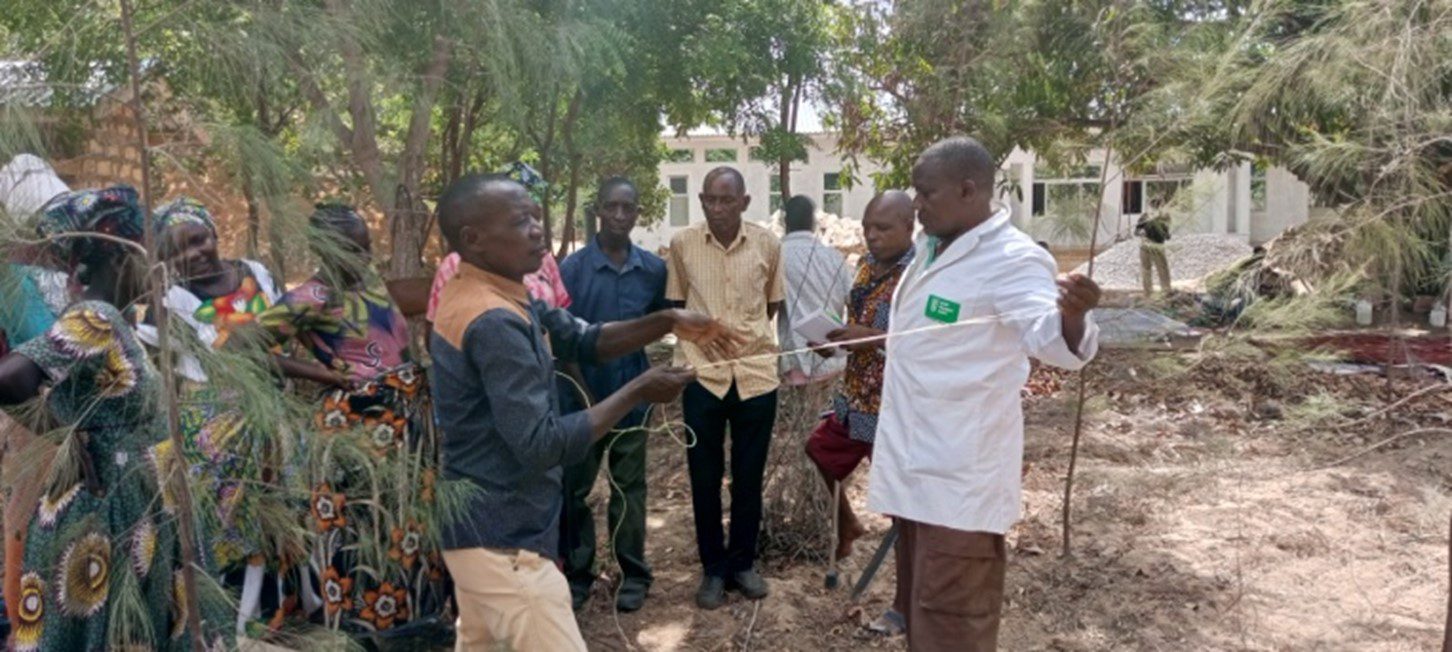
left=695, top=576, right=727, bottom=610
left=616, top=582, right=648, bottom=613
left=570, top=582, right=591, bottom=612
left=729, top=570, right=769, bottom=600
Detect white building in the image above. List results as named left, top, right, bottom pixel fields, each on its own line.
left=644, top=131, right=1314, bottom=252
left=642, top=132, right=881, bottom=250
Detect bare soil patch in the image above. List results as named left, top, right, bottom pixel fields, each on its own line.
left=569, top=347, right=1450, bottom=650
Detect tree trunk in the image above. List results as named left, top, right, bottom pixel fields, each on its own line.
left=120, top=1, right=206, bottom=648
left=559, top=153, right=583, bottom=260
left=536, top=89, right=561, bottom=251
left=242, top=175, right=261, bottom=258
left=388, top=35, right=453, bottom=279
left=440, top=86, right=486, bottom=190
left=243, top=80, right=271, bottom=259
left=778, top=157, right=792, bottom=202
left=1444, top=511, right=1451, bottom=652
left=777, top=78, right=796, bottom=201
left=441, top=94, right=461, bottom=188
left=556, top=89, right=585, bottom=259
left=327, top=0, right=389, bottom=213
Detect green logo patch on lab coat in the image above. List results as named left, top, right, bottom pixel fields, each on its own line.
left=925, top=295, right=960, bottom=323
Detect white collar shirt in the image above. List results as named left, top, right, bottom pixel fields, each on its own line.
left=867, top=205, right=1099, bottom=534
left=777, top=231, right=854, bottom=378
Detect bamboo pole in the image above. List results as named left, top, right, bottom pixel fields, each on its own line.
left=118, top=0, right=207, bottom=649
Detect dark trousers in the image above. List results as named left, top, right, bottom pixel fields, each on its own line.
left=683, top=382, right=778, bottom=578
left=558, top=411, right=652, bottom=592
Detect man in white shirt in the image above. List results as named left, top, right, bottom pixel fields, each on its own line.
left=868, top=137, right=1101, bottom=651
left=777, top=195, right=853, bottom=385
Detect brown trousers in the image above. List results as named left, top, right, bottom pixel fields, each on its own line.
left=894, top=518, right=1008, bottom=652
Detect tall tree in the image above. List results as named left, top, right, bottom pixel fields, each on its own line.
left=826, top=0, right=1254, bottom=185
left=274, top=0, right=458, bottom=278
left=642, top=0, right=836, bottom=202
left=1204, top=0, right=1452, bottom=296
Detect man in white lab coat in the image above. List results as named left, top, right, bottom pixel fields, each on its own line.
left=867, top=136, right=1101, bottom=651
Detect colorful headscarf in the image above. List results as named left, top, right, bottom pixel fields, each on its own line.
left=36, top=185, right=145, bottom=269
left=153, top=196, right=216, bottom=237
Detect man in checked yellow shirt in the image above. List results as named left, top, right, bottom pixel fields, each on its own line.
left=666, top=166, right=786, bottom=609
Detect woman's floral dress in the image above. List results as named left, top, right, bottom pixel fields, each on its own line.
left=146, top=260, right=288, bottom=575
left=12, top=301, right=230, bottom=651
left=256, top=274, right=447, bottom=635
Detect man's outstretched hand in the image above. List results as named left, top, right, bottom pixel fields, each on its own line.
left=632, top=365, right=698, bottom=403
left=1057, top=273, right=1101, bottom=317
left=1057, top=273, right=1101, bottom=356
left=826, top=324, right=885, bottom=352
left=671, top=309, right=748, bottom=361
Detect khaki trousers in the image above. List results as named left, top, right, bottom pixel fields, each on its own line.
left=894, top=518, right=1008, bottom=652
left=1140, top=242, right=1171, bottom=295
left=442, top=547, right=586, bottom=652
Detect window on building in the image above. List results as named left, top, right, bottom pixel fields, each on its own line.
left=1032, top=164, right=1102, bottom=217
left=1035, top=164, right=1101, bottom=180
left=1251, top=161, right=1267, bottom=212
left=822, top=172, right=844, bottom=216
left=769, top=175, right=784, bottom=214
left=1046, top=183, right=1102, bottom=213
left=750, top=147, right=810, bottom=165
left=1122, top=180, right=1144, bottom=215
left=705, top=148, right=739, bottom=163
left=1125, top=170, right=1192, bottom=215
left=666, top=148, right=693, bottom=164
left=669, top=176, right=689, bottom=226
left=1144, top=178, right=1190, bottom=210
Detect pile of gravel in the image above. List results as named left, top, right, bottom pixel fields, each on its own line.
left=768, top=210, right=866, bottom=252
left=1073, top=233, right=1252, bottom=290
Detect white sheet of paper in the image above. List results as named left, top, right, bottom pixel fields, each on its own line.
left=793, top=308, right=845, bottom=357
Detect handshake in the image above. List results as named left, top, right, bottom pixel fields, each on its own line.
left=626, top=308, right=747, bottom=404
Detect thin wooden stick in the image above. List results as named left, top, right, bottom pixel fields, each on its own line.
left=1283, top=382, right=1452, bottom=436
left=1314, top=427, right=1452, bottom=470
left=119, top=1, right=207, bottom=648
left=1443, top=510, right=1450, bottom=652
left=1060, top=135, right=1117, bottom=558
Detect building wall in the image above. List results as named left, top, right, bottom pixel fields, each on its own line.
left=1252, top=166, right=1312, bottom=245
left=644, top=133, right=884, bottom=251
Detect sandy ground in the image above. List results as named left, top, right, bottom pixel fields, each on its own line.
left=571, top=349, right=1451, bottom=651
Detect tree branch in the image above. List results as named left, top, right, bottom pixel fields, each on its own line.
left=400, top=35, right=454, bottom=179
left=287, top=51, right=353, bottom=145
left=320, top=0, right=388, bottom=211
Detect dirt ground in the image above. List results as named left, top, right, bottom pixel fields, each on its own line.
left=572, top=346, right=1452, bottom=651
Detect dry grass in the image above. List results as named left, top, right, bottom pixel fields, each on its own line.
left=760, top=381, right=837, bottom=564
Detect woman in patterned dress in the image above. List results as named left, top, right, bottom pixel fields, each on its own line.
left=0, top=186, right=231, bottom=650
left=143, top=197, right=328, bottom=634
left=253, top=203, right=446, bottom=637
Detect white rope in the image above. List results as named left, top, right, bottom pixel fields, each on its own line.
left=691, top=307, right=1058, bottom=371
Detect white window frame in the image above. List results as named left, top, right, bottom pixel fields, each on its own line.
left=822, top=172, right=844, bottom=216
left=668, top=175, right=690, bottom=226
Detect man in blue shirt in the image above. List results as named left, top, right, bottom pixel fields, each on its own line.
left=557, top=177, right=668, bottom=612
